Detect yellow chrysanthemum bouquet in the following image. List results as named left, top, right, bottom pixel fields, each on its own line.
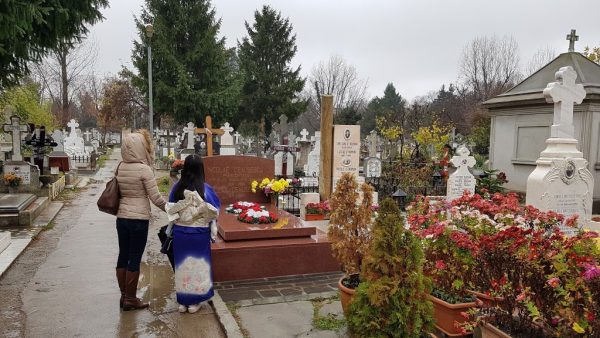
left=251, top=177, right=290, bottom=196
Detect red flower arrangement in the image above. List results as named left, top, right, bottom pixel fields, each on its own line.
left=225, top=201, right=265, bottom=214
left=237, top=206, right=278, bottom=224
left=305, top=201, right=331, bottom=215
left=171, top=159, right=184, bottom=170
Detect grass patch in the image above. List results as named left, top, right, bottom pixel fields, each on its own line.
left=226, top=303, right=251, bottom=338
left=156, top=176, right=172, bottom=194
left=312, top=297, right=346, bottom=332
left=43, top=221, right=56, bottom=231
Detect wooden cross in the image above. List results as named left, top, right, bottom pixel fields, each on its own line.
left=3, top=115, right=29, bottom=161
left=566, top=29, right=578, bottom=52
left=194, top=115, right=224, bottom=157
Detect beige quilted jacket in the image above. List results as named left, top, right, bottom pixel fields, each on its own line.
left=116, top=132, right=166, bottom=220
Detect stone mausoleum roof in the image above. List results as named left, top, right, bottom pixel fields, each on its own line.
left=484, top=52, right=600, bottom=107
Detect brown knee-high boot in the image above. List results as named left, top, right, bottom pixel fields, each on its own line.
left=116, top=268, right=127, bottom=308
left=122, top=270, right=149, bottom=311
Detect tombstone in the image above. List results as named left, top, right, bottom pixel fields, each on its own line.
left=446, top=145, right=476, bottom=201
left=219, top=122, right=236, bottom=156
left=332, top=125, right=361, bottom=187
left=159, top=130, right=176, bottom=157
left=526, top=66, right=594, bottom=233
left=48, top=129, right=70, bottom=172
left=180, top=122, right=196, bottom=160
left=25, top=125, right=56, bottom=175
left=305, top=132, right=321, bottom=177
left=296, top=129, right=312, bottom=172
left=364, top=130, right=382, bottom=178
left=1, top=115, right=41, bottom=193
left=63, top=119, right=87, bottom=156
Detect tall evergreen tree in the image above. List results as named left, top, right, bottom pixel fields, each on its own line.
left=130, top=0, right=241, bottom=127
left=0, top=0, right=108, bottom=89
left=238, top=5, right=306, bottom=133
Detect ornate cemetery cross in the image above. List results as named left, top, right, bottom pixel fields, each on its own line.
left=3, top=115, right=29, bottom=161
left=183, top=122, right=196, bottom=149
left=195, top=116, right=224, bottom=156
left=566, top=29, right=578, bottom=52
left=67, top=119, right=79, bottom=138
left=299, top=128, right=309, bottom=142
left=543, top=66, right=586, bottom=139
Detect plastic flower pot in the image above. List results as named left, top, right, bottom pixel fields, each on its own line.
left=480, top=322, right=511, bottom=338
left=305, top=213, right=325, bottom=221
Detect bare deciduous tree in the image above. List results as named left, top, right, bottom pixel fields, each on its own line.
left=459, top=35, right=521, bottom=101
left=525, top=46, right=556, bottom=76
left=30, top=38, right=97, bottom=125
left=292, top=55, right=368, bottom=133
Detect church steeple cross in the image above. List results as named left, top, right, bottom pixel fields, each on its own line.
left=567, top=29, right=578, bottom=52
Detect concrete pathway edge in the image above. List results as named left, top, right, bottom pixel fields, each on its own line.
left=213, top=291, right=245, bottom=338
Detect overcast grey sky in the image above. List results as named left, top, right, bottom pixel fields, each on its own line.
left=89, top=0, right=600, bottom=101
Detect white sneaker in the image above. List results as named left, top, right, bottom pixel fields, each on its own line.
left=178, top=304, right=187, bottom=313
left=187, top=303, right=202, bottom=313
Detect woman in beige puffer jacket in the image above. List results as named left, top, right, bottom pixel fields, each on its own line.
left=115, top=130, right=166, bottom=311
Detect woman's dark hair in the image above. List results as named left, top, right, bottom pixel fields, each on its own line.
left=173, top=154, right=205, bottom=202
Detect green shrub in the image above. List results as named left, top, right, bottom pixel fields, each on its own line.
left=347, top=198, right=433, bottom=337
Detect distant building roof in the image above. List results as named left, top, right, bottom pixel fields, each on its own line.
left=484, top=52, right=600, bottom=107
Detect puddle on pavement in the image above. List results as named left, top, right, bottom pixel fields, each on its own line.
left=139, top=263, right=176, bottom=314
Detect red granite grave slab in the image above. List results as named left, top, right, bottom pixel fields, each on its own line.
left=211, top=229, right=340, bottom=282
left=203, top=156, right=274, bottom=205
left=218, top=204, right=316, bottom=241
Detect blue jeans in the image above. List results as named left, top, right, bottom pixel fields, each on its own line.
left=116, top=218, right=149, bottom=272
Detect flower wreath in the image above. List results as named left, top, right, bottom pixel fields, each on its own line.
left=225, top=201, right=265, bottom=214
left=238, top=207, right=278, bottom=224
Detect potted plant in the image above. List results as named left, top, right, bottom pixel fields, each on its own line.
left=305, top=201, right=330, bottom=221
left=328, top=172, right=373, bottom=315
left=347, top=198, right=434, bottom=337
left=4, top=173, right=22, bottom=193
left=407, top=195, right=478, bottom=336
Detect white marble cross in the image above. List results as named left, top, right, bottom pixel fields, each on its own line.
left=233, top=132, right=241, bottom=145
left=450, top=145, right=476, bottom=169
left=543, top=66, right=586, bottom=139
left=300, top=129, right=309, bottom=141
left=83, top=130, right=92, bottom=142
left=3, top=116, right=28, bottom=161
left=67, top=119, right=79, bottom=138
left=183, top=122, right=195, bottom=149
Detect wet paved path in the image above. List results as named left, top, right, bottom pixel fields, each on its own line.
left=3, top=149, right=224, bottom=338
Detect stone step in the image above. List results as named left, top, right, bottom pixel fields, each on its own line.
left=19, top=197, right=49, bottom=226
left=0, top=231, right=10, bottom=254
left=0, top=213, right=20, bottom=228
left=33, top=202, right=64, bottom=227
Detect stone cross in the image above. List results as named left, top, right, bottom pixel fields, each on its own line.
left=450, top=145, right=476, bottom=169
left=195, top=115, right=224, bottom=156
left=367, top=130, right=378, bottom=157
left=3, top=115, right=28, bottom=161
left=567, top=29, right=578, bottom=52
left=83, top=129, right=92, bottom=142
left=233, top=131, right=241, bottom=145
left=183, top=122, right=195, bottom=149
left=447, top=145, right=477, bottom=201
left=543, top=66, right=586, bottom=139
left=67, top=119, right=79, bottom=138
left=300, top=129, right=309, bottom=142
left=272, top=114, right=289, bottom=145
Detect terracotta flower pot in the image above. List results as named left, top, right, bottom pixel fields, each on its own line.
left=305, top=213, right=325, bottom=221
left=338, top=275, right=356, bottom=316
left=480, top=322, right=511, bottom=338
left=428, top=294, right=477, bottom=337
